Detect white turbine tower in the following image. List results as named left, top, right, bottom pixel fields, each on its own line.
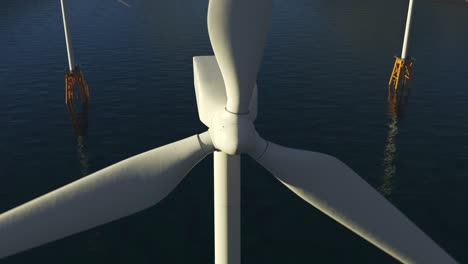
left=0, top=0, right=458, bottom=263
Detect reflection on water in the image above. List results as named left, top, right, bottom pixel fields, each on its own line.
left=76, top=135, right=90, bottom=177
left=380, top=86, right=411, bottom=197
left=67, top=103, right=90, bottom=177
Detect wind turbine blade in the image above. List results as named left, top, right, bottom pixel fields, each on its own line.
left=251, top=140, right=457, bottom=264
left=0, top=132, right=214, bottom=259
left=207, top=0, right=272, bottom=114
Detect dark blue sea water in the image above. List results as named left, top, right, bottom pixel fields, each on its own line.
left=1, top=0, right=468, bottom=263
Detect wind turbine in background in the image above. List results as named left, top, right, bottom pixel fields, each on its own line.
left=388, top=0, right=415, bottom=91
left=0, top=0, right=458, bottom=263
left=61, top=0, right=90, bottom=108
left=61, top=0, right=91, bottom=179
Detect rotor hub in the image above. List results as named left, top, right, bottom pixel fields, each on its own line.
left=209, top=109, right=257, bottom=155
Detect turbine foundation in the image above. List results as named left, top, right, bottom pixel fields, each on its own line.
left=388, top=56, right=413, bottom=92
left=65, top=65, right=90, bottom=108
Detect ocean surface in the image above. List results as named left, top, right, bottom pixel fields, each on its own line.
left=1, top=0, right=468, bottom=263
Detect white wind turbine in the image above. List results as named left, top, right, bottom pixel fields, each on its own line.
left=0, top=0, right=458, bottom=263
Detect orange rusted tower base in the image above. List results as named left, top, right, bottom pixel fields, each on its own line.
left=388, top=56, right=413, bottom=92
left=65, top=65, right=90, bottom=108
